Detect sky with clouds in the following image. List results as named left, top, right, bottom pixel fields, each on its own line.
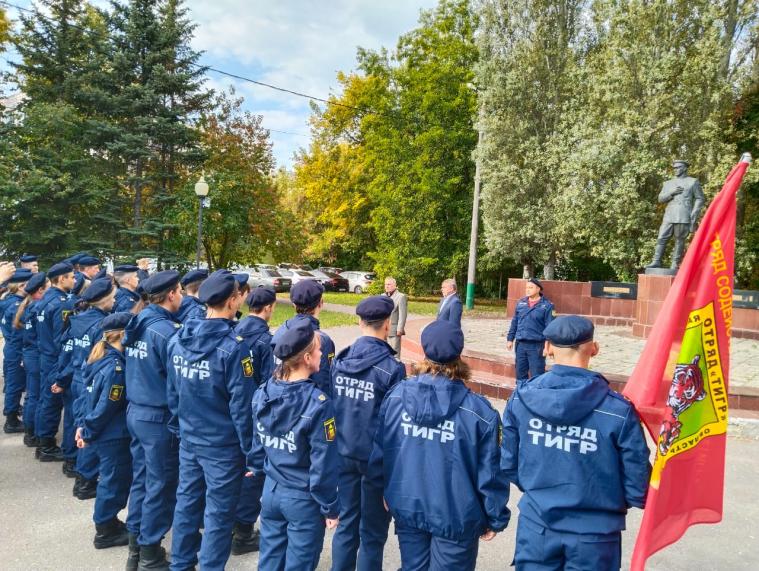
left=3, top=0, right=439, bottom=168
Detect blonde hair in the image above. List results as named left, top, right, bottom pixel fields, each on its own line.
left=413, top=357, right=471, bottom=382
left=87, top=330, right=125, bottom=364
left=275, top=334, right=320, bottom=381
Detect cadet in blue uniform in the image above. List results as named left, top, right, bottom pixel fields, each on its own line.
left=79, top=255, right=102, bottom=281
left=506, top=278, right=555, bottom=381
left=250, top=323, right=341, bottom=571
left=19, top=254, right=39, bottom=272
left=57, top=278, right=116, bottom=496
left=501, top=315, right=651, bottom=571
left=231, top=286, right=277, bottom=555
left=1, top=268, right=33, bottom=433
left=123, top=271, right=183, bottom=571
left=76, top=312, right=134, bottom=549
left=113, top=265, right=142, bottom=313
left=35, top=262, right=77, bottom=461
left=175, top=269, right=208, bottom=323
left=18, top=272, right=48, bottom=446
left=166, top=272, right=254, bottom=571
left=271, top=280, right=336, bottom=395
left=368, top=320, right=511, bottom=571
left=331, top=295, right=406, bottom=571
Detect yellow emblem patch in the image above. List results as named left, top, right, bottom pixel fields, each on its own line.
left=62, top=310, right=72, bottom=323
left=498, top=423, right=503, bottom=446
left=327, top=352, right=335, bottom=365
left=318, top=394, right=326, bottom=401
left=241, top=357, right=254, bottom=378
left=324, top=417, right=336, bottom=442
left=109, top=385, right=124, bottom=402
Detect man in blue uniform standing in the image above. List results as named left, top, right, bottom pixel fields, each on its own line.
left=113, top=265, right=142, bottom=313
left=167, top=272, right=254, bottom=571
left=501, top=315, right=651, bottom=570
left=331, top=295, right=405, bottom=571
left=271, top=280, right=335, bottom=394
left=230, top=286, right=276, bottom=555
left=506, top=278, right=555, bottom=382
left=35, top=262, right=76, bottom=461
left=19, top=254, right=39, bottom=273
left=436, top=278, right=463, bottom=327
left=79, top=256, right=102, bottom=281
left=123, top=271, right=183, bottom=571
left=175, top=269, right=208, bottom=323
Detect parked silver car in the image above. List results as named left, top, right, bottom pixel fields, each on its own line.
left=277, top=268, right=320, bottom=285
left=339, top=271, right=376, bottom=294
left=247, top=268, right=292, bottom=292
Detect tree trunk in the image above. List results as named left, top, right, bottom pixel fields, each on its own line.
left=720, top=0, right=739, bottom=79
left=522, top=262, right=534, bottom=279
left=543, top=251, right=556, bottom=280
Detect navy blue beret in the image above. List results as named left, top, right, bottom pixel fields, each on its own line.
left=543, top=315, right=594, bottom=347
left=181, top=269, right=208, bottom=287
left=233, top=273, right=249, bottom=288
left=290, top=280, right=324, bottom=308
left=114, top=264, right=139, bottom=273
left=247, top=286, right=276, bottom=307
left=528, top=277, right=543, bottom=290
left=356, top=295, right=394, bottom=322
left=72, top=273, right=87, bottom=295
left=198, top=272, right=236, bottom=305
left=274, top=322, right=315, bottom=360
left=48, top=262, right=74, bottom=279
left=8, top=268, right=33, bottom=283
left=19, top=254, right=37, bottom=263
left=102, top=311, right=133, bottom=332
left=141, top=270, right=181, bottom=295
left=421, top=320, right=465, bottom=364
left=81, top=278, right=114, bottom=303
left=25, top=272, right=47, bottom=294
left=93, top=268, right=109, bottom=281
left=64, top=252, right=87, bottom=265
left=78, top=256, right=101, bottom=267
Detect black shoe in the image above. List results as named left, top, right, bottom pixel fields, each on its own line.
left=62, top=459, right=78, bottom=478
left=23, top=428, right=39, bottom=447
left=75, top=477, right=98, bottom=500
left=3, top=412, right=24, bottom=434
left=137, top=543, right=170, bottom=571
left=73, top=475, right=83, bottom=497
left=126, top=533, right=140, bottom=571
left=37, top=437, right=65, bottom=462
left=231, top=522, right=260, bottom=555
left=94, top=518, right=129, bottom=549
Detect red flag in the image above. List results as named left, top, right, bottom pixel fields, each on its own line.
left=623, top=155, right=750, bottom=570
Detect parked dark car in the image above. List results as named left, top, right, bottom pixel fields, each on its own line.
left=310, top=270, right=350, bottom=292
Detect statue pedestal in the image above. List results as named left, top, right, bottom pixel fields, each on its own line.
left=632, top=273, right=676, bottom=338
left=644, top=267, right=677, bottom=276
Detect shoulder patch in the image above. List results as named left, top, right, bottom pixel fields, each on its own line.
left=109, top=385, right=124, bottom=402
left=318, top=393, right=326, bottom=401
left=498, top=421, right=503, bottom=446
left=174, top=323, right=182, bottom=328
left=241, top=356, right=254, bottom=377
left=236, top=335, right=244, bottom=342
left=327, top=352, right=335, bottom=366
left=323, top=417, right=336, bottom=441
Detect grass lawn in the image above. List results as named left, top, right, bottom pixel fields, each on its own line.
left=240, top=302, right=358, bottom=330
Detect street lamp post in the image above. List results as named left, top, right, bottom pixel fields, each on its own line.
left=466, top=124, right=484, bottom=310
left=194, top=174, right=209, bottom=268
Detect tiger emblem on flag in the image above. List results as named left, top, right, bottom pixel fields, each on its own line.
left=658, top=355, right=706, bottom=455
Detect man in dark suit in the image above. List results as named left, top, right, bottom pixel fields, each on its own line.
left=436, top=279, right=462, bottom=328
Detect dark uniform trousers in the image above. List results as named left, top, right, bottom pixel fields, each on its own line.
left=236, top=471, right=265, bottom=526
left=259, top=478, right=326, bottom=571
left=515, top=340, right=546, bottom=381
left=74, top=380, right=99, bottom=479
left=514, top=515, right=621, bottom=571
left=170, top=442, right=244, bottom=571
left=93, top=438, right=132, bottom=524
left=395, top=522, right=479, bottom=571
left=22, top=353, right=40, bottom=430
left=36, top=355, right=63, bottom=438
left=332, top=457, right=391, bottom=571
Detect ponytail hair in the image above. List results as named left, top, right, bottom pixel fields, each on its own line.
left=274, top=334, right=320, bottom=381
left=87, top=330, right=125, bottom=365
left=13, top=294, right=32, bottom=330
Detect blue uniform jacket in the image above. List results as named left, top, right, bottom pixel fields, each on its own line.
left=36, top=287, right=72, bottom=358
left=1, top=293, right=24, bottom=357
left=249, top=378, right=340, bottom=518
left=22, top=300, right=41, bottom=369
left=368, top=374, right=510, bottom=541
left=501, top=365, right=651, bottom=534
left=330, top=336, right=405, bottom=463
left=54, top=307, right=110, bottom=390
left=113, top=287, right=140, bottom=313
left=80, top=345, right=129, bottom=442
left=271, top=314, right=335, bottom=395
left=437, top=294, right=463, bottom=327
left=235, top=315, right=274, bottom=389
left=166, top=318, right=254, bottom=455
left=175, top=295, right=206, bottom=323
left=123, top=304, right=181, bottom=410
left=507, top=296, right=555, bottom=342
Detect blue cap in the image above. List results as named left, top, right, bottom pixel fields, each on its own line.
left=246, top=286, right=276, bottom=307
left=78, top=256, right=101, bottom=267
left=101, top=312, right=133, bottom=332
left=141, top=270, right=181, bottom=295
left=72, top=273, right=87, bottom=295
left=25, top=272, right=47, bottom=294
left=527, top=277, right=543, bottom=290
left=273, top=322, right=315, bottom=360
left=290, top=280, right=324, bottom=308
left=48, top=262, right=74, bottom=279
left=81, top=278, right=114, bottom=303
left=356, top=295, right=394, bottom=322
left=65, top=252, right=88, bottom=265
left=198, top=272, right=236, bottom=305
left=543, top=315, right=594, bottom=348
left=114, top=264, right=139, bottom=273
left=92, top=268, right=109, bottom=281
left=8, top=268, right=33, bottom=283
left=421, top=320, right=464, bottom=364
left=19, top=254, right=37, bottom=263
left=180, top=269, right=208, bottom=287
